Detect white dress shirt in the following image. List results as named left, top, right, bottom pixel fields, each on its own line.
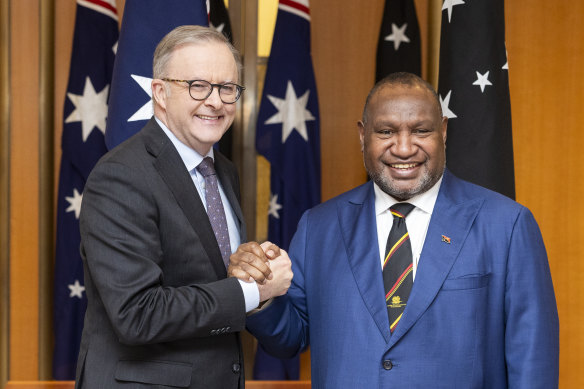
left=156, top=117, right=259, bottom=311
left=374, top=176, right=443, bottom=280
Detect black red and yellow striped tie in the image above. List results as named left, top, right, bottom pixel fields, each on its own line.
left=383, top=202, right=415, bottom=333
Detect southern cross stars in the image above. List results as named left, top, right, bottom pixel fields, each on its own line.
left=65, top=188, right=83, bottom=219
left=442, top=0, right=465, bottom=23
left=472, top=71, right=492, bottom=93
left=210, top=21, right=225, bottom=34
left=65, top=76, right=109, bottom=142
left=265, top=80, right=315, bottom=143
left=385, top=23, right=410, bottom=51
left=439, top=91, right=457, bottom=119
left=268, top=193, right=283, bottom=219
left=68, top=280, right=85, bottom=299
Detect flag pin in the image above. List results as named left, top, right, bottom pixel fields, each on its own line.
left=441, top=235, right=451, bottom=244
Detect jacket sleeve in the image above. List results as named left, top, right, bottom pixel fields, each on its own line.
left=80, top=159, right=246, bottom=346
left=504, top=207, right=559, bottom=388
left=245, top=211, right=311, bottom=358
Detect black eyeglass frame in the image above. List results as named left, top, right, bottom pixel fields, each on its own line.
left=161, top=78, right=245, bottom=104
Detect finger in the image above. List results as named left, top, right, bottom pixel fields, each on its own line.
left=261, top=241, right=281, bottom=260
left=231, top=251, right=273, bottom=280
left=242, top=241, right=271, bottom=262
left=227, top=266, right=254, bottom=282
left=236, top=262, right=271, bottom=283
left=232, top=242, right=274, bottom=280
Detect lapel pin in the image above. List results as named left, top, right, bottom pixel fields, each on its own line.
left=441, top=235, right=451, bottom=244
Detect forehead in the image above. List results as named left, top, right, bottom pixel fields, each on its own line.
left=166, top=41, right=238, bottom=79
left=368, top=84, right=440, bottom=123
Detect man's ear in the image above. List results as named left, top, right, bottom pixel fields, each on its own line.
left=441, top=116, right=448, bottom=143
left=357, top=120, right=366, bottom=152
left=151, top=79, right=167, bottom=110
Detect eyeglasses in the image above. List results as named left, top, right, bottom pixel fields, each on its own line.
left=162, top=78, right=245, bottom=104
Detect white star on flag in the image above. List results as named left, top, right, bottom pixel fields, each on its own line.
left=68, top=280, right=85, bottom=299
left=268, top=193, right=283, bottom=219
left=127, top=74, right=153, bottom=122
left=472, top=71, right=492, bottom=92
left=440, top=90, right=457, bottom=119
left=65, top=188, right=83, bottom=219
left=265, top=80, right=315, bottom=143
left=442, top=0, right=465, bottom=23
left=385, top=23, right=410, bottom=51
left=211, top=22, right=225, bottom=34
left=65, top=76, right=109, bottom=142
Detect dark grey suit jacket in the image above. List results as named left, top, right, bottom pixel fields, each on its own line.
left=75, top=118, right=247, bottom=388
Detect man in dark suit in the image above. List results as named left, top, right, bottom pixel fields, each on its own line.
left=75, top=26, right=292, bottom=389
left=236, top=72, right=559, bottom=388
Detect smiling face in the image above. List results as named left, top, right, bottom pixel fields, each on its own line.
left=152, top=41, right=238, bottom=155
left=358, top=83, right=447, bottom=201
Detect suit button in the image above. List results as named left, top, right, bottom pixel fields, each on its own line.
left=232, top=363, right=241, bottom=373
left=383, top=360, right=393, bottom=370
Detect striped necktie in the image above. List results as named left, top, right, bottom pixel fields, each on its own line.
left=383, top=202, right=415, bottom=333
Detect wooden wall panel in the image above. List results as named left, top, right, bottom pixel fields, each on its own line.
left=9, top=0, right=40, bottom=379
left=311, top=1, right=380, bottom=201
left=506, top=1, right=584, bottom=386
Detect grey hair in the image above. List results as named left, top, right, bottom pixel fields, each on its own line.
left=152, top=25, right=242, bottom=79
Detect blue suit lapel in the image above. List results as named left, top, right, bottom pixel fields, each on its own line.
left=388, top=170, right=484, bottom=347
left=339, top=182, right=392, bottom=343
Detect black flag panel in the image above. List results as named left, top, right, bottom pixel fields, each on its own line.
left=376, top=0, right=422, bottom=80
left=438, top=0, right=515, bottom=199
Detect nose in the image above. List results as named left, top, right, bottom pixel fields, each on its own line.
left=204, top=86, right=223, bottom=108
left=392, top=132, right=416, bottom=158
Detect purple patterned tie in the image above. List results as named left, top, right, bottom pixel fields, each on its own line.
left=196, top=157, right=232, bottom=267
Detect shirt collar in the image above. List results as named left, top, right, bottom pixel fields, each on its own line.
left=374, top=172, right=443, bottom=217
left=155, top=116, right=214, bottom=172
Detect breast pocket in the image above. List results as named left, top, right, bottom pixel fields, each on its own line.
left=441, top=273, right=490, bottom=291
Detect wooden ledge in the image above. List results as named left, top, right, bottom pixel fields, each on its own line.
left=5, top=381, right=311, bottom=389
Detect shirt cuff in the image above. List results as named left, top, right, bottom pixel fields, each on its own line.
left=238, top=279, right=260, bottom=312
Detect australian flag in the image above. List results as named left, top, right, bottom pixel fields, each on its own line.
left=438, top=0, right=515, bottom=198
left=53, top=0, right=118, bottom=379
left=254, top=0, right=321, bottom=380
left=105, top=0, right=208, bottom=150
left=376, top=0, right=422, bottom=80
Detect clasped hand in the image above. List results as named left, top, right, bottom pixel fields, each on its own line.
left=228, top=241, right=293, bottom=302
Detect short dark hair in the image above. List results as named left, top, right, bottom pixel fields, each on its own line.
left=362, top=72, right=442, bottom=124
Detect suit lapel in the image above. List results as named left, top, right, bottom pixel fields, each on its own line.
left=142, top=119, right=227, bottom=279
left=388, top=171, right=483, bottom=347
left=339, top=182, right=392, bottom=343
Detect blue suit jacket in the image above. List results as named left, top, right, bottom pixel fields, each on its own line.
left=247, top=170, right=558, bottom=388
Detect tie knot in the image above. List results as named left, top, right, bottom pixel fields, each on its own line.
left=390, top=202, right=415, bottom=219
left=196, top=157, right=216, bottom=178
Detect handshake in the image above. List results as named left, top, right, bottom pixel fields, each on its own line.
left=228, top=242, right=293, bottom=303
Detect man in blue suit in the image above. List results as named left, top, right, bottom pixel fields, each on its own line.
left=238, top=72, right=559, bottom=388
